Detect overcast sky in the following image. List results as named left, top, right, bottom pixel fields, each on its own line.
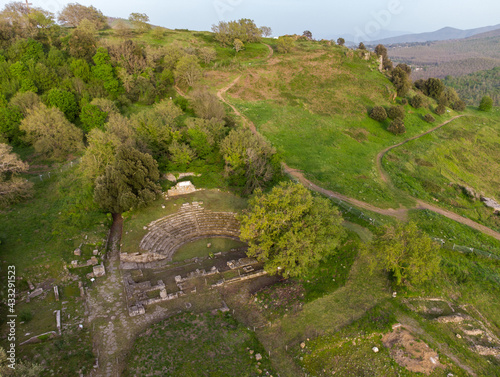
left=24, top=0, right=500, bottom=40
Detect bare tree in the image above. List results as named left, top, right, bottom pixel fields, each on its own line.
left=0, top=143, right=33, bottom=207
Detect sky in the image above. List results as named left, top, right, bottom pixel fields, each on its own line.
left=22, top=0, right=500, bottom=41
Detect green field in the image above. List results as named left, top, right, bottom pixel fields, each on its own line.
left=173, top=237, right=246, bottom=261
left=124, top=312, right=276, bottom=376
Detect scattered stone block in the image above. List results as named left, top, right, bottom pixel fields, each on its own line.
left=481, top=196, right=500, bottom=212
left=93, top=249, right=98, bottom=256
left=55, top=310, right=61, bottom=335
left=29, top=288, right=43, bottom=299
left=53, top=286, right=59, bottom=301
left=27, top=281, right=35, bottom=290
left=372, top=346, right=379, bottom=353
left=167, top=181, right=196, bottom=197
left=88, top=256, right=98, bottom=266
left=207, top=243, right=212, bottom=248
left=392, top=291, right=397, bottom=298
left=74, top=248, right=81, bottom=256
left=93, top=264, right=106, bottom=277
left=160, top=289, right=167, bottom=299
left=71, top=260, right=78, bottom=267
left=129, top=305, right=145, bottom=317
left=255, top=353, right=262, bottom=361
left=300, top=342, right=306, bottom=349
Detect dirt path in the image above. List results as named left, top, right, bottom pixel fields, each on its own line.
left=376, top=115, right=465, bottom=184
left=218, top=75, right=500, bottom=241
left=264, top=43, right=273, bottom=58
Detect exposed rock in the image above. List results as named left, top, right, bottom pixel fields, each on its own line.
left=473, top=345, right=500, bottom=356
left=481, top=196, right=500, bottom=212
left=74, top=248, right=81, bottom=256
left=300, top=342, right=306, bottom=349
left=372, top=346, right=379, bottom=353
left=437, top=314, right=466, bottom=324
left=255, top=353, right=262, bottom=361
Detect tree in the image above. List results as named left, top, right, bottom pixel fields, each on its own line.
left=479, top=96, right=493, bottom=112
left=80, top=104, right=108, bottom=132
left=233, top=38, right=244, bottom=54
left=434, top=104, right=446, bottom=115
left=58, top=3, right=106, bottom=29
left=45, top=88, right=79, bottom=121
left=387, top=119, right=406, bottom=135
left=364, top=222, right=441, bottom=286
left=81, top=113, right=136, bottom=180
left=276, top=36, right=294, bottom=53
left=260, top=26, right=272, bottom=37
left=220, top=129, right=280, bottom=194
left=114, top=19, right=133, bottom=38
left=68, top=29, right=97, bottom=60
left=424, top=77, right=445, bottom=100
left=0, top=143, right=33, bottom=207
left=451, top=100, right=466, bottom=112
left=303, top=30, right=313, bottom=40
left=174, top=55, right=202, bottom=87
left=92, top=47, right=122, bottom=97
left=212, top=19, right=262, bottom=46
left=168, top=140, right=196, bottom=169
left=369, top=106, right=387, bottom=122
left=129, top=12, right=151, bottom=33
left=410, top=94, right=426, bottom=109
left=94, top=146, right=161, bottom=215
left=358, top=42, right=366, bottom=50
left=239, top=182, right=345, bottom=277
left=20, top=104, right=83, bottom=158
left=0, top=105, right=23, bottom=144
left=190, top=89, right=225, bottom=121
left=337, top=38, right=345, bottom=46
left=375, top=44, right=393, bottom=70
left=198, top=47, right=217, bottom=65
left=387, top=106, right=405, bottom=120
left=392, top=65, right=412, bottom=97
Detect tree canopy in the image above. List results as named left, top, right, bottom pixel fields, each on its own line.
left=94, top=146, right=161, bottom=214
left=239, top=182, right=345, bottom=277
left=364, top=222, right=441, bottom=286
left=0, top=143, right=33, bottom=207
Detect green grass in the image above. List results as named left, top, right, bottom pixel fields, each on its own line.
left=124, top=312, right=276, bottom=376
left=121, top=190, right=247, bottom=254
left=385, top=111, right=500, bottom=231
left=173, top=237, right=246, bottom=262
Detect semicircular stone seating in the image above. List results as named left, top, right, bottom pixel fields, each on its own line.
left=139, top=202, right=241, bottom=261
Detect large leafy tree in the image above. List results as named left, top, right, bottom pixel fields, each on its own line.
left=94, top=146, right=161, bottom=214
left=365, top=222, right=441, bottom=286
left=58, top=3, right=106, bottom=29
left=220, top=128, right=280, bottom=194
left=174, top=55, right=202, bottom=87
left=0, top=143, right=33, bottom=207
left=479, top=96, right=493, bottom=112
left=239, top=182, right=345, bottom=277
left=20, top=104, right=83, bottom=158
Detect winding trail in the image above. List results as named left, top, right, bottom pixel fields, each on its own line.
left=216, top=73, right=500, bottom=241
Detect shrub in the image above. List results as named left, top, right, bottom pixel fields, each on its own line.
left=435, top=104, right=446, bottom=115
left=451, top=100, right=466, bottom=112
left=369, top=106, right=387, bottom=122
left=479, top=96, right=493, bottom=112
left=400, top=98, right=408, bottom=105
left=387, top=106, right=405, bottom=120
left=410, top=94, right=425, bottom=109
left=387, top=119, right=406, bottom=135
left=20, top=309, right=33, bottom=322
left=424, top=114, right=435, bottom=123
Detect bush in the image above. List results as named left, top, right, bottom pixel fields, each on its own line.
left=20, top=309, right=33, bottom=322
left=435, top=104, right=446, bottom=115
left=387, top=106, right=405, bottom=120
left=387, top=119, right=406, bottom=135
left=369, top=106, right=387, bottom=122
left=410, top=94, right=425, bottom=109
left=423, top=114, right=435, bottom=123
left=451, top=100, right=466, bottom=112
left=479, top=96, right=493, bottom=112
left=400, top=98, right=408, bottom=105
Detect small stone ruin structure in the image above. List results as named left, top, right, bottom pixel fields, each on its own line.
left=167, top=181, right=196, bottom=197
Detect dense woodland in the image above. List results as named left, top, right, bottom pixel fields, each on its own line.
left=444, top=67, right=500, bottom=106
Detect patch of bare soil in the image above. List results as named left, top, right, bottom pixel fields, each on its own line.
left=383, top=327, right=443, bottom=375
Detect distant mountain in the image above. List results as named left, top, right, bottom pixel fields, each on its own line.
left=334, top=29, right=411, bottom=46
left=368, top=24, right=500, bottom=45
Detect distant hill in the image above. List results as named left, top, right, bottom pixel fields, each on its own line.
left=386, top=32, right=500, bottom=80
left=444, top=67, right=500, bottom=106
left=369, top=24, right=500, bottom=45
